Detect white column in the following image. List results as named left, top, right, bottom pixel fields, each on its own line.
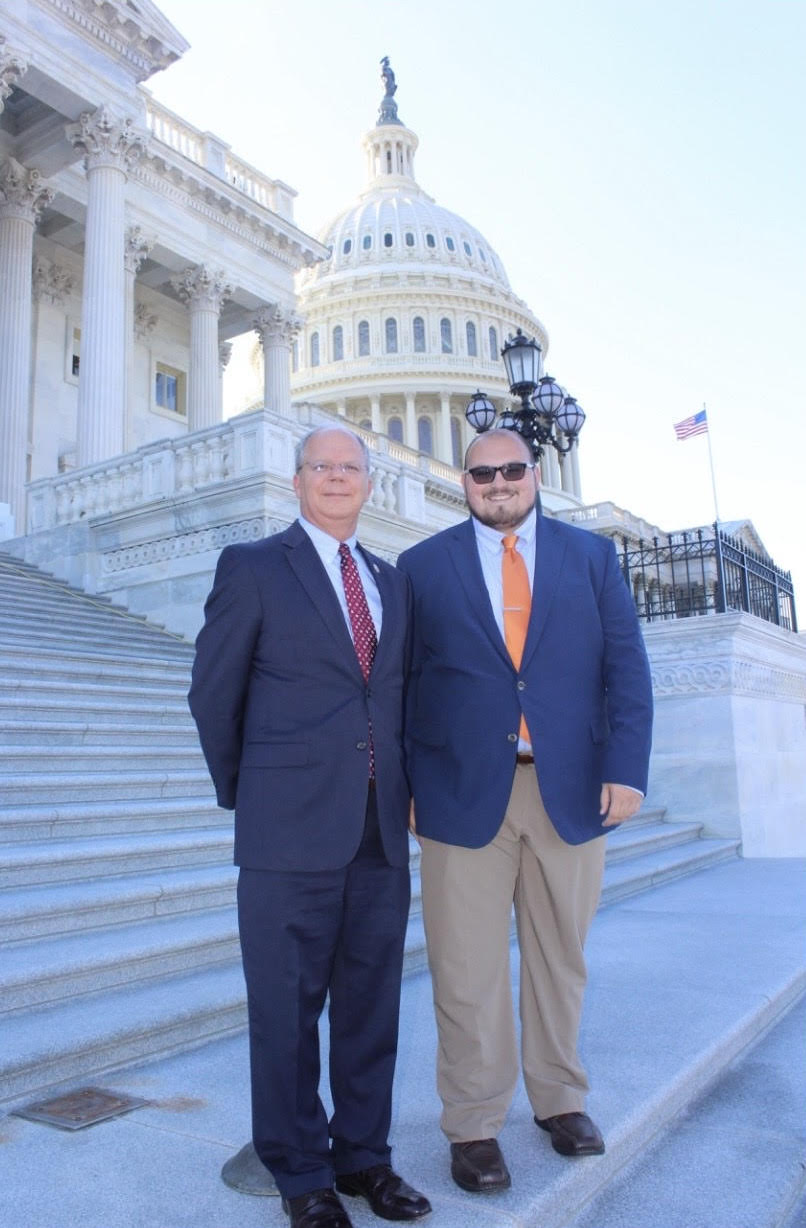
left=438, top=391, right=452, bottom=462
left=559, top=437, right=575, bottom=494
left=0, top=159, right=54, bottom=532
left=172, top=266, right=233, bottom=431
left=570, top=441, right=582, bottom=498
left=253, top=304, right=302, bottom=419
left=124, top=225, right=153, bottom=453
left=67, top=108, right=145, bottom=466
left=543, top=444, right=559, bottom=490
left=405, top=392, right=417, bottom=449
left=218, top=342, right=233, bottom=418
left=335, top=399, right=347, bottom=418
left=370, top=393, right=382, bottom=435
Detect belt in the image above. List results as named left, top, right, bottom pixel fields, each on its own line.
left=516, top=752, right=534, bottom=764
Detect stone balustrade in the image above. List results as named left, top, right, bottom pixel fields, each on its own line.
left=26, top=409, right=461, bottom=534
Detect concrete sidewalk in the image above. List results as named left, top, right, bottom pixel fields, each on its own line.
left=1, top=857, right=804, bottom=1228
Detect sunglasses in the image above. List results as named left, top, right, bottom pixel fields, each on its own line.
left=464, top=462, right=536, bottom=485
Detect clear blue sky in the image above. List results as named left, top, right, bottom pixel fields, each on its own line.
left=150, top=0, right=805, bottom=611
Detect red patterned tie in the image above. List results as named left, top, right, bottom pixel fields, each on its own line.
left=339, top=542, right=378, bottom=777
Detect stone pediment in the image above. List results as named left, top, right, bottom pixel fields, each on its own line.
left=42, top=0, right=189, bottom=79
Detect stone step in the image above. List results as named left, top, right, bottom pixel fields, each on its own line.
left=0, top=864, right=239, bottom=943
left=2, top=769, right=214, bottom=806
left=0, top=588, right=178, bottom=628
left=604, top=816, right=706, bottom=862
left=0, top=796, right=226, bottom=842
left=0, top=745, right=207, bottom=773
left=601, top=832, right=740, bottom=904
left=0, top=645, right=193, bottom=680
left=0, top=676, right=189, bottom=704
left=0, top=719, right=198, bottom=747
left=0, top=695, right=191, bottom=724
left=565, top=993, right=806, bottom=1228
left=0, top=826, right=230, bottom=887
left=0, top=620, right=192, bottom=656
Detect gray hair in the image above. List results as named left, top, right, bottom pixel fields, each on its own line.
left=294, top=424, right=371, bottom=472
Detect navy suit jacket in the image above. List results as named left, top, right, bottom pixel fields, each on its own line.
left=397, top=513, right=653, bottom=847
left=189, top=520, right=412, bottom=871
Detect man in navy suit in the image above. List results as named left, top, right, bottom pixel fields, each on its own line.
left=397, top=428, right=653, bottom=1193
left=189, top=425, right=430, bottom=1228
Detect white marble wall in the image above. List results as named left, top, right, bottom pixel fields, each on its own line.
left=644, top=613, right=806, bottom=856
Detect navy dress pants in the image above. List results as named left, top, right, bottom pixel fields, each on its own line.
left=237, top=789, right=411, bottom=1199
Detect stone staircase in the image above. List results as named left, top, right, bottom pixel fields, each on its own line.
left=0, top=551, right=742, bottom=1109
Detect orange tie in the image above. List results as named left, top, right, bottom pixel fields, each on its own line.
left=502, top=534, right=531, bottom=745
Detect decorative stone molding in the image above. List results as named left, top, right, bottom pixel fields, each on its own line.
left=32, top=256, right=75, bottom=305
left=66, top=107, right=146, bottom=175
left=0, top=38, right=28, bottom=114
left=219, top=342, right=233, bottom=370
left=650, top=656, right=806, bottom=702
left=171, top=265, right=233, bottom=312
left=45, top=0, right=187, bottom=79
left=0, top=159, right=55, bottom=223
left=102, top=517, right=282, bottom=573
left=253, top=304, right=303, bottom=347
left=133, top=301, right=158, bottom=339
left=124, top=225, right=155, bottom=274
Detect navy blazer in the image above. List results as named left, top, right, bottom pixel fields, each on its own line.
left=189, top=521, right=412, bottom=871
left=397, top=513, right=653, bottom=847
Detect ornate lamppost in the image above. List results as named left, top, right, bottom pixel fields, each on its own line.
left=465, top=328, right=586, bottom=461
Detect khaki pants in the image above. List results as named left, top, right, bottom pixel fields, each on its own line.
left=420, top=764, right=605, bottom=1142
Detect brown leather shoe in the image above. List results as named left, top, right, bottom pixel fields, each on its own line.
left=336, top=1164, right=431, bottom=1220
left=449, top=1138, right=511, bottom=1192
left=281, top=1187, right=353, bottom=1227
left=535, top=1111, right=605, bottom=1156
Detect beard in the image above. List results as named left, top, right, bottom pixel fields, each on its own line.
left=468, top=489, right=537, bottom=531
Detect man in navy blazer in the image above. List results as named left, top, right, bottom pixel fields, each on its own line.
left=189, top=426, right=430, bottom=1228
left=397, top=428, right=653, bottom=1194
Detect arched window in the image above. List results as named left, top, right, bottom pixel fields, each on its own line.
left=425, top=233, right=436, bottom=249
left=358, top=320, right=370, bottom=356
left=413, top=316, right=426, bottom=353
left=463, top=241, right=472, bottom=256
left=383, top=232, right=394, bottom=248
left=310, top=331, right=320, bottom=367
left=466, top=321, right=477, bottom=357
left=405, top=232, right=415, bottom=247
left=343, top=238, right=352, bottom=255
left=451, top=417, right=463, bottom=468
left=489, top=326, right=498, bottom=361
left=332, top=325, right=344, bottom=361
left=388, top=416, right=404, bottom=443
left=479, top=248, right=487, bottom=263
left=362, top=234, right=372, bottom=250
left=385, top=317, right=398, bottom=354
left=291, top=340, right=298, bottom=373
left=440, top=317, right=453, bottom=354
left=445, top=236, right=456, bottom=252
left=418, top=416, right=433, bottom=455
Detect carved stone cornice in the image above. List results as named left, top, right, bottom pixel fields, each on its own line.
left=0, top=158, right=55, bottom=224
left=0, top=38, right=28, bottom=114
left=134, top=301, right=158, bottom=340
left=171, top=265, right=233, bottom=313
left=32, top=256, right=76, bottom=304
left=101, top=516, right=279, bottom=573
left=124, top=225, right=155, bottom=274
left=66, top=107, right=146, bottom=175
left=43, top=0, right=188, bottom=81
left=650, top=655, right=806, bottom=701
left=253, top=304, right=303, bottom=347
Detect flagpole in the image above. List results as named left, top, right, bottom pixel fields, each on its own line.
left=703, top=402, right=721, bottom=525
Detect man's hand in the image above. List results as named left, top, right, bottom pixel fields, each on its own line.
left=600, top=783, right=643, bottom=827
left=408, top=799, right=418, bottom=836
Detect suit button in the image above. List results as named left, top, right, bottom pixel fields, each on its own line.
left=507, top=733, right=518, bottom=743
left=517, top=680, right=526, bottom=691
left=356, top=741, right=368, bottom=750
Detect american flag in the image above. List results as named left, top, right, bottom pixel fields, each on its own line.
left=673, top=409, right=708, bottom=440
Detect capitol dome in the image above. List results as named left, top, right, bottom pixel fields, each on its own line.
left=285, top=63, right=581, bottom=502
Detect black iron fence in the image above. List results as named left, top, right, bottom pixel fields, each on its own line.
left=618, top=524, right=798, bottom=632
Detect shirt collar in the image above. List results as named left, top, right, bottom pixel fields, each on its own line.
left=298, top=515, right=358, bottom=559
left=471, top=506, right=537, bottom=552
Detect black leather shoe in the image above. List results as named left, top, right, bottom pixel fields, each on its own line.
left=449, top=1138, right=511, bottom=1193
left=535, top=1111, right=605, bottom=1156
left=336, top=1164, right=431, bottom=1220
left=281, top=1188, right=353, bottom=1228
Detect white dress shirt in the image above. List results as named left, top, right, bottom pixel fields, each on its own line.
left=298, top=516, right=383, bottom=641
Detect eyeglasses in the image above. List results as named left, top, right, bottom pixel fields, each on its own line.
left=464, top=462, right=536, bottom=485
left=300, top=462, right=366, bottom=476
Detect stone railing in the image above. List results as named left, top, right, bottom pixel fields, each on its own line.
left=26, top=410, right=463, bottom=533
left=144, top=97, right=294, bottom=220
